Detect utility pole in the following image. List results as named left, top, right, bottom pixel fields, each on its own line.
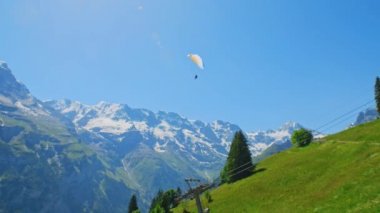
left=185, top=178, right=204, bottom=213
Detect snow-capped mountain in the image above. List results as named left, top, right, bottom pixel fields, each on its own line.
left=0, top=60, right=55, bottom=119
left=44, top=99, right=303, bottom=202
left=0, top=59, right=304, bottom=211
left=45, top=99, right=301, bottom=159
left=0, top=61, right=139, bottom=212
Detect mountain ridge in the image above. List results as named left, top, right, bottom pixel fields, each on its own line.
left=0, top=60, right=304, bottom=211
left=0, top=62, right=139, bottom=212
left=45, top=99, right=303, bottom=158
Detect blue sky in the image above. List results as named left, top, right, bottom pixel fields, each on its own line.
left=1, top=0, right=379, bottom=133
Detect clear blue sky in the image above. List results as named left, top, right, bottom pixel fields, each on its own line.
left=1, top=0, right=379, bottom=133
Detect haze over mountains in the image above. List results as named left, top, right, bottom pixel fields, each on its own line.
left=1, top=60, right=370, bottom=211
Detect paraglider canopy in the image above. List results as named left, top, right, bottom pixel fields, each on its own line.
left=187, top=53, right=204, bottom=70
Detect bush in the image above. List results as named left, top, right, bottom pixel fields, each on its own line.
left=291, top=128, right=313, bottom=147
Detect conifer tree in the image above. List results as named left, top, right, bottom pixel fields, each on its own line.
left=376, top=77, right=380, bottom=114
left=149, top=190, right=163, bottom=212
left=149, top=189, right=178, bottom=213
left=220, top=130, right=254, bottom=183
left=128, top=194, right=139, bottom=213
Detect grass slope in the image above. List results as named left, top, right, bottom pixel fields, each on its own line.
left=174, top=120, right=380, bottom=212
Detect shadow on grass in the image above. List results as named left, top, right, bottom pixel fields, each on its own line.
left=252, top=168, right=267, bottom=175
left=231, top=167, right=267, bottom=183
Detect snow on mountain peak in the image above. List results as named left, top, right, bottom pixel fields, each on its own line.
left=85, top=117, right=134, bottom=134
left=279, top=121, right=302, bottom=131
left=245, top=121, right=304, bottom=155
left=45, top=99, right=305, bottom=159
left=95, top=101, right=122, bottom=112
left=153, top=121, right=177, bottom=139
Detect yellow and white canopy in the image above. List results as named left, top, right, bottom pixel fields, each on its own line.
left=187, top=53, right=204, bottom=70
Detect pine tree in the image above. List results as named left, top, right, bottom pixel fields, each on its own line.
left=149, top=190, right=163, bottom=212
left=220, top=130, right=254, bottom=183
left=149, top=189, right=178, bottom=213
left=376, top=77, right=380, bottom=114
left=128, top=194, right=139, bottom=213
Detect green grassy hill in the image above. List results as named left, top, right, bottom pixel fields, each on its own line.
left=174, top=120, right=380, bottom=212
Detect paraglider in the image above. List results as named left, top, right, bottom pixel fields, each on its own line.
left=188, top=53, right=204, bottom=70
left=187, top=53, right=204, bottom=79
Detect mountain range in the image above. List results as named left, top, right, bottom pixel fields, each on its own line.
left=0, top=60, right=320, bottom=211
